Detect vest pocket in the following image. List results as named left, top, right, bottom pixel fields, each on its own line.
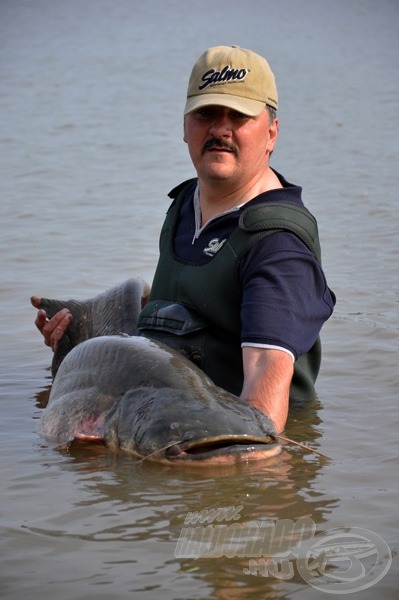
left=137, top=300, right=207, bottom=368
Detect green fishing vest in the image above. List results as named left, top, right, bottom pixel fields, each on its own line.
left=138, top=179, right=323, bottom=401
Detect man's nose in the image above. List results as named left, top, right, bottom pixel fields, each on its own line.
left=209, top=114, right=232, bottom=137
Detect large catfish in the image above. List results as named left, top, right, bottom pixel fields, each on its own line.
left=32, top=279, right=280, bottom=465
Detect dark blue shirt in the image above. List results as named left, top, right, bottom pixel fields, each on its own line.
left=172, top=171, right=334, bottom=360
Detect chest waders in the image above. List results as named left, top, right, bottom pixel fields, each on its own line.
left=138, top=179, right=323, bottom=401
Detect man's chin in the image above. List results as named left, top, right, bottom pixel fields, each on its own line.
left=201, top=158, right=237, bottom=179
left=203, top=169, right=235, bottom=183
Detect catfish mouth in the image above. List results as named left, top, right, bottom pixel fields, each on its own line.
left=163, top=435, right=280, bottom=464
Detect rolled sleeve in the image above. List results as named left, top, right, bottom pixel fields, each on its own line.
left=239, top=232, right=334, bottom=360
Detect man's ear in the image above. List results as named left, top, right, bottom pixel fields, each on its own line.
left=267, top=117, right=279, bottom=154
left=183, top=118, right=188, bottom=143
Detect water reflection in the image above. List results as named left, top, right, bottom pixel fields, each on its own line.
left=34, top=384, right=52, bottom=409
left=32, top=385, right=337, bottom=598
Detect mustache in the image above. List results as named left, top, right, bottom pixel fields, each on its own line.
left=201, top=137, right=238, bottom=155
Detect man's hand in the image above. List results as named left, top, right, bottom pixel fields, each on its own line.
left=32, top=297, right=72, bottom=352
left=240, top=346, right=294, bottom=433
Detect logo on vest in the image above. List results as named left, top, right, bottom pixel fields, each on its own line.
left=203, top=238, right=226, bottom=257
left=199, top=65, right=249, bottom=90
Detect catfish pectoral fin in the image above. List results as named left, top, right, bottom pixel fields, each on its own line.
left=31, top=294, right=93, bottom=377
left=51, top=333, right=74, bottom=378
left=31, top=295, right=83, bottom=319
left=32, top=278, right=151, bottom=377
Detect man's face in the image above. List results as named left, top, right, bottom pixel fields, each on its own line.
left=183, top=106, right=278, bottom=188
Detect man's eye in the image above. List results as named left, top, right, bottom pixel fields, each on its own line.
left=193, top=108, right=250, bottom=121
left=195, top=108, right=216, bottom=119
left=231, top=111, right=249, bottom=121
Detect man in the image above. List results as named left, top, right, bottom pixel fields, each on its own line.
left=35, top=46, right=335, bottom=434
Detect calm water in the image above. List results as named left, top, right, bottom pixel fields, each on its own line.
left=1, top=0, right=398, bottom=598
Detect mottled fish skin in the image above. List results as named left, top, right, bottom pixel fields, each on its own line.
left=31, top=278, right=149, bottom=376
left=38, top=335, right=280, bottom=465
left=33, top=280, right=280, bottom=464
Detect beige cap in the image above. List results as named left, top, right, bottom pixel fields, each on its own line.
left=184, top=45, right=278, bottom=116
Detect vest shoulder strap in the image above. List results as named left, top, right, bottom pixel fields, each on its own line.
left=234, top=201, right=322, bottom=264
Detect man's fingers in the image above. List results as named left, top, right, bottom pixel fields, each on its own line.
left=41, top=309, right=73, bottom=350
left=48, top=318, right=72, bottom=351
left=34, top=309, right=47, bottom=334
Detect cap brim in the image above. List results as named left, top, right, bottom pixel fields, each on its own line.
left=184, top=93, right=267, bottom=117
